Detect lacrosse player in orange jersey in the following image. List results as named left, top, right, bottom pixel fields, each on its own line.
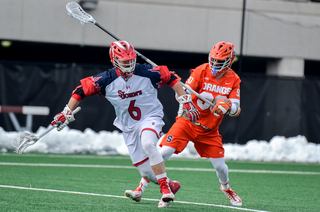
left=126, top=41, right=242, bottom=207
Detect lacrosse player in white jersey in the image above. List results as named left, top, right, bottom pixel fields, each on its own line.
left=51, top=40, right=200, bottom=208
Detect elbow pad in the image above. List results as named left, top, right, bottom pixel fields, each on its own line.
left=72, top=85, right=86, bottom=102
left=229, top=102, right=241, bottom=117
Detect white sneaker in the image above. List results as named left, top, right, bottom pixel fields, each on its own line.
left=124, top=187, right=143, bottom=202
left=220, top=185, right=242, bottom=206
left=158, top=180, right=180, bottom=208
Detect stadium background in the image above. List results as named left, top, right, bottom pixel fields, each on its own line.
left=0, top=0, right=320, bottom=144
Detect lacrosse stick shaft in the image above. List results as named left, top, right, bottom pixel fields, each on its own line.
left=95, top=23, right=119, bottom=41
left=16, top=107, right=82, bottom=154
left=37, top=106, right=80, bottom=139
left=38, top=125, right=55, bottom=139
left=181, top=83, right=214, bottom=106
left=44, top=106, right=81, bottom=136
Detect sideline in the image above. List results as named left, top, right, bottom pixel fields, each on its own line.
left=0, top=184, right=269, bottom=212
left=0, top=162, right=319, bottom=175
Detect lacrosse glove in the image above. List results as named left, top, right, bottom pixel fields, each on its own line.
left=211, top=98, right=232, bottom=116
left=177, top=94, right=200, bottom=122
left=51, top=105, right=75, bottom=131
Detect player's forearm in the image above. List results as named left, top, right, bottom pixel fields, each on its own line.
left=67, top=97, right=80, bottom=111
left=172, top=82, right=186, bottom=96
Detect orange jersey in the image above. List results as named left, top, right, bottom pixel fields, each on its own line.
left=185, top=63, right=241, bottom=131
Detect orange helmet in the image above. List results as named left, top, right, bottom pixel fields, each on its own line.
left=109, top=40, right=137, bottom=78
left=208, top=41, right=235, bottom=77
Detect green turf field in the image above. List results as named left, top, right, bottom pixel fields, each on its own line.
left=0, top=153, right=319, bottom=211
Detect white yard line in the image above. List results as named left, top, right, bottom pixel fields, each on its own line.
left=2, top=153, right=319, bottom=166
left=0, top=184, right=269, bottom=212
left=0, top=162, right=319, bottom=175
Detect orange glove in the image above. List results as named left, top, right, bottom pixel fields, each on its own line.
left=211, top=99, right=232, bottom=116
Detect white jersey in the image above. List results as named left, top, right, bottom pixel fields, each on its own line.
left=80, top=63, right=178, bottom=133
left=105, top=74, right=163, bottom=132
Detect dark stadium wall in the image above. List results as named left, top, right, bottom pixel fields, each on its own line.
left=0, top=62, right=319, bottom=144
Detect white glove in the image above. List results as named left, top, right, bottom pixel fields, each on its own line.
left=177, top=94, right=200, bottom=122
left=51, top=105, right=75, bottom=131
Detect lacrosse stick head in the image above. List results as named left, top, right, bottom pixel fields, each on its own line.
left=66, top=2, right=96, bottom=24
left=14, top=132, right=39, bottom=154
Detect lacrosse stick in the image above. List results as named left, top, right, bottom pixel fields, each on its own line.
left=65, top=2, right=214, bottom=107
left=14, top=107, right=81, bottom=154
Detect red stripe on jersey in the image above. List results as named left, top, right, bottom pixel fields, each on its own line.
left=141, top=128, right=160, bottom=138
left=133, top=157, right=149, bottom=167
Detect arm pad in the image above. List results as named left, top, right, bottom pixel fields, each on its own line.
left=229, top=102, right=241, bottom=117
left=71, top=85, right=86, bottom=102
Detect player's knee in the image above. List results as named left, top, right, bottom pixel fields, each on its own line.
left=160, top=146, right=176, bottom=162
left=141, top=140, right=156, bottom=155
left=141, top=130, right=158, bottom=155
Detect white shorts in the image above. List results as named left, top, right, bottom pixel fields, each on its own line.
left=123, top=117, right=164, bottom=166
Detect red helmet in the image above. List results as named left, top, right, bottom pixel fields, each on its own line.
left=208, top=41, right=236, bottom=77
left=109, top=40, right=137, bottom=78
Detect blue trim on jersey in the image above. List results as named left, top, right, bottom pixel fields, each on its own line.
left=134, top=63, right=162, bottom=89
left=92, top=64, right=163, bottom=95
left=93, top=68, right=119, bottom=96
